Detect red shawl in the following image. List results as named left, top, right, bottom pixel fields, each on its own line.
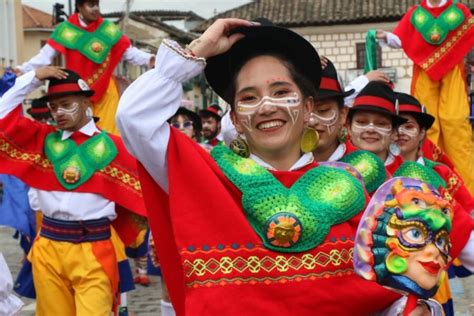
left=48, top=14, right=131, bottom=102
left=0, top=106, right=146, bottom=245
left=393, top=0, right=474, bottom=81
left=139, top=129, right=404, bottom=316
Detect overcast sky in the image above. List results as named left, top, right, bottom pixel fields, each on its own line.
left=22, top=0, right=252, bottom=19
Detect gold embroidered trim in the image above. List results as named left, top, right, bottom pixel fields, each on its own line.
left=183, top=248, right=352, bottom=278
left=421, top=16, right=474, bottom=70
left=187, top=269, right=354, bottom=288
left=86, top=54, right=111, bottom=86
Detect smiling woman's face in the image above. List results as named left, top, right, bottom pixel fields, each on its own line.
left=349, top=110, right=394, bottom=158
left=231, top=55, right=312, bottom=159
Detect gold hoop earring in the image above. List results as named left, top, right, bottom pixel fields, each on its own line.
left=229, top=134, right=250, bottom=158
left=300, top=126, right=319, bottom=153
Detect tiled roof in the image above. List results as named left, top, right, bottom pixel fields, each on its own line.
left=22, top=4, right=53, bottom=29
left=194, top=0, right=474, bottom=31
left=127, top=14, right=198, bottom=41
left=103, top=10, right=205, bottom=21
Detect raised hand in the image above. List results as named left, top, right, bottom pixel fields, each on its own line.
left=35, top=66, right=68, bottom=81
left=375, top=29, right=388, bottom=40
left=365, top=70, right=390, bottom=83
left=187, top=18, right=256, bottom=59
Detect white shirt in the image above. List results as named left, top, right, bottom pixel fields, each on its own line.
left=0, top=71, right=116, bottom=221
left=327, top=143, right=346, bottom=162
left=0, top=253, right=23, bottom=315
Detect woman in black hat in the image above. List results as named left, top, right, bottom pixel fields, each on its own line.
left=347, top=81, right=407, bottom=175
left=115, top=18, right=445, bottom=315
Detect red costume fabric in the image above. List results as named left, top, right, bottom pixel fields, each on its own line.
left=0, top=106, right=146, bottom=245
left=422, top=139, right=455, bottom=170
left=386, top=155, right=405, bottom=177
left=140, top=129, right=415, bottom=315
left=393, top=0, right=474, bottom=81
left=47, top=14, right=131, bottom=102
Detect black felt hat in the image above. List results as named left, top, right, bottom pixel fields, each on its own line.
left=27, top=98, right=51, bottom=119
left=350, top=81, right=407, bottom=126
left=316, top=58, right=354, bottom=101
left=396, top=92, right=435, bottom=129
left=199, top=104, right=223, bottom=121
left=38, top=69, right=94, bottom=102
left=205, top=19, right=322, bottom=105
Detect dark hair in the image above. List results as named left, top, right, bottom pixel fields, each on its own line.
left=226, top=52, right=317, bottom=109
left=75, top=0, right=98, bottom=13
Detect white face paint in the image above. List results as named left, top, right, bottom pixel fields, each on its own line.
left=351, top=121, right=392, bottom=136
left=236, top=92, right=301, bottom=131
left=309, top=110, right=339, bottom=134
left=48, top=102, right=80, bottom=122
left=398, top=123, right=419, bottom=138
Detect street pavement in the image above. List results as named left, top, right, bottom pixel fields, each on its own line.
left=1, top=226, right=473, bottom=315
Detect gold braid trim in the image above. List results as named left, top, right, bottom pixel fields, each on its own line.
left=421, top=17, right=474, bottom=71
left=86, top=54, right=111, bottom=86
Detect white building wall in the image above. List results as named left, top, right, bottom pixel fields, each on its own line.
left=292, top=22, right=413, bottom=93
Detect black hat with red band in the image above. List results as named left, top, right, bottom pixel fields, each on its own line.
left=199, top=104, right=223, bottom=121
left=349, top=81, right=407, bottom=126
left=396, top=92, right=435, bottom=129
left=27, top=98, right=51, bottom=119
left=38, top=69, right=94, bottom=102
left=316, top=58, right=354, bottom=101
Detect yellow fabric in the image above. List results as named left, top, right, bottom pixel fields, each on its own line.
left=110, top=226, right=127, bottom=262
left=127, top=227, right=147, bottom=249
left=433, top=271, right=451, bottom=305
left=93, top=78, right=121, bottom=136
left=29, top=235, right=116, bottom=316
left=412, top=63, right=474, bottom=195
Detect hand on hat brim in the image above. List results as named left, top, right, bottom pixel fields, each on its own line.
left=35, top=66, right=68, bottom=81
left=188, top=18, right=258, bottom=59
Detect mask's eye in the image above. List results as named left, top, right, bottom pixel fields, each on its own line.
left=412, top=197, right=427, bottom=208
left=435, top=235, right=448, bottom=250
left=403, top=227, right=425, bottom=243
left=441, top=207, right=450, bottom=215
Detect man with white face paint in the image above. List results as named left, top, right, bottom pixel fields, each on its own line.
left=0, top=67, right=147, bottom=315
left=14, top=0, right=155, bottom=136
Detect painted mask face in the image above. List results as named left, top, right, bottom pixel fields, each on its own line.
left=349, top=111, right=393, bottom=158
left=354, top=178, right=453, bottom=299
left=78, top=0, right=100, bottom=23
left=396, top=114, right=424, bottom=159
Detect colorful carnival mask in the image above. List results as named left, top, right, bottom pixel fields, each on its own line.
left=354, top=177, right=453, bottom=300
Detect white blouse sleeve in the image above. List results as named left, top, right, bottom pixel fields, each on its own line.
left=116, top=40, right=206, bottom=193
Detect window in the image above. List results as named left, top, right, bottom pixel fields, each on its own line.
left=356, top=42, right=382, bottom=69
left=41, top=40, right=62, bottom=66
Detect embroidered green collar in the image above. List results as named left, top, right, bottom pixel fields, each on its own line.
left=50, top=20, right=122, bottom=63
left=44, top=130, right=118, bottom=190
left=411, top=1, right=464, bottom=45
left=211, top=145, right=365, bottom=253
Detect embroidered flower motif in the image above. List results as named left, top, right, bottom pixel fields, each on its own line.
left=266, top=213, right=302, bottom=248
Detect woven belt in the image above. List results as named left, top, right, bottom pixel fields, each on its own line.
left=40, top=216, right=111, bottom=243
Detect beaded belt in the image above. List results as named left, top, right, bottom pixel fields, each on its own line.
left=40, top=216, right=111, bottom=243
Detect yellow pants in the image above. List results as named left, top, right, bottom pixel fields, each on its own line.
left=29, top=235, right=117, bottom=316
left=412, top=63, right=474, bottom=195
left=93, top=78, right=121, bottom=136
